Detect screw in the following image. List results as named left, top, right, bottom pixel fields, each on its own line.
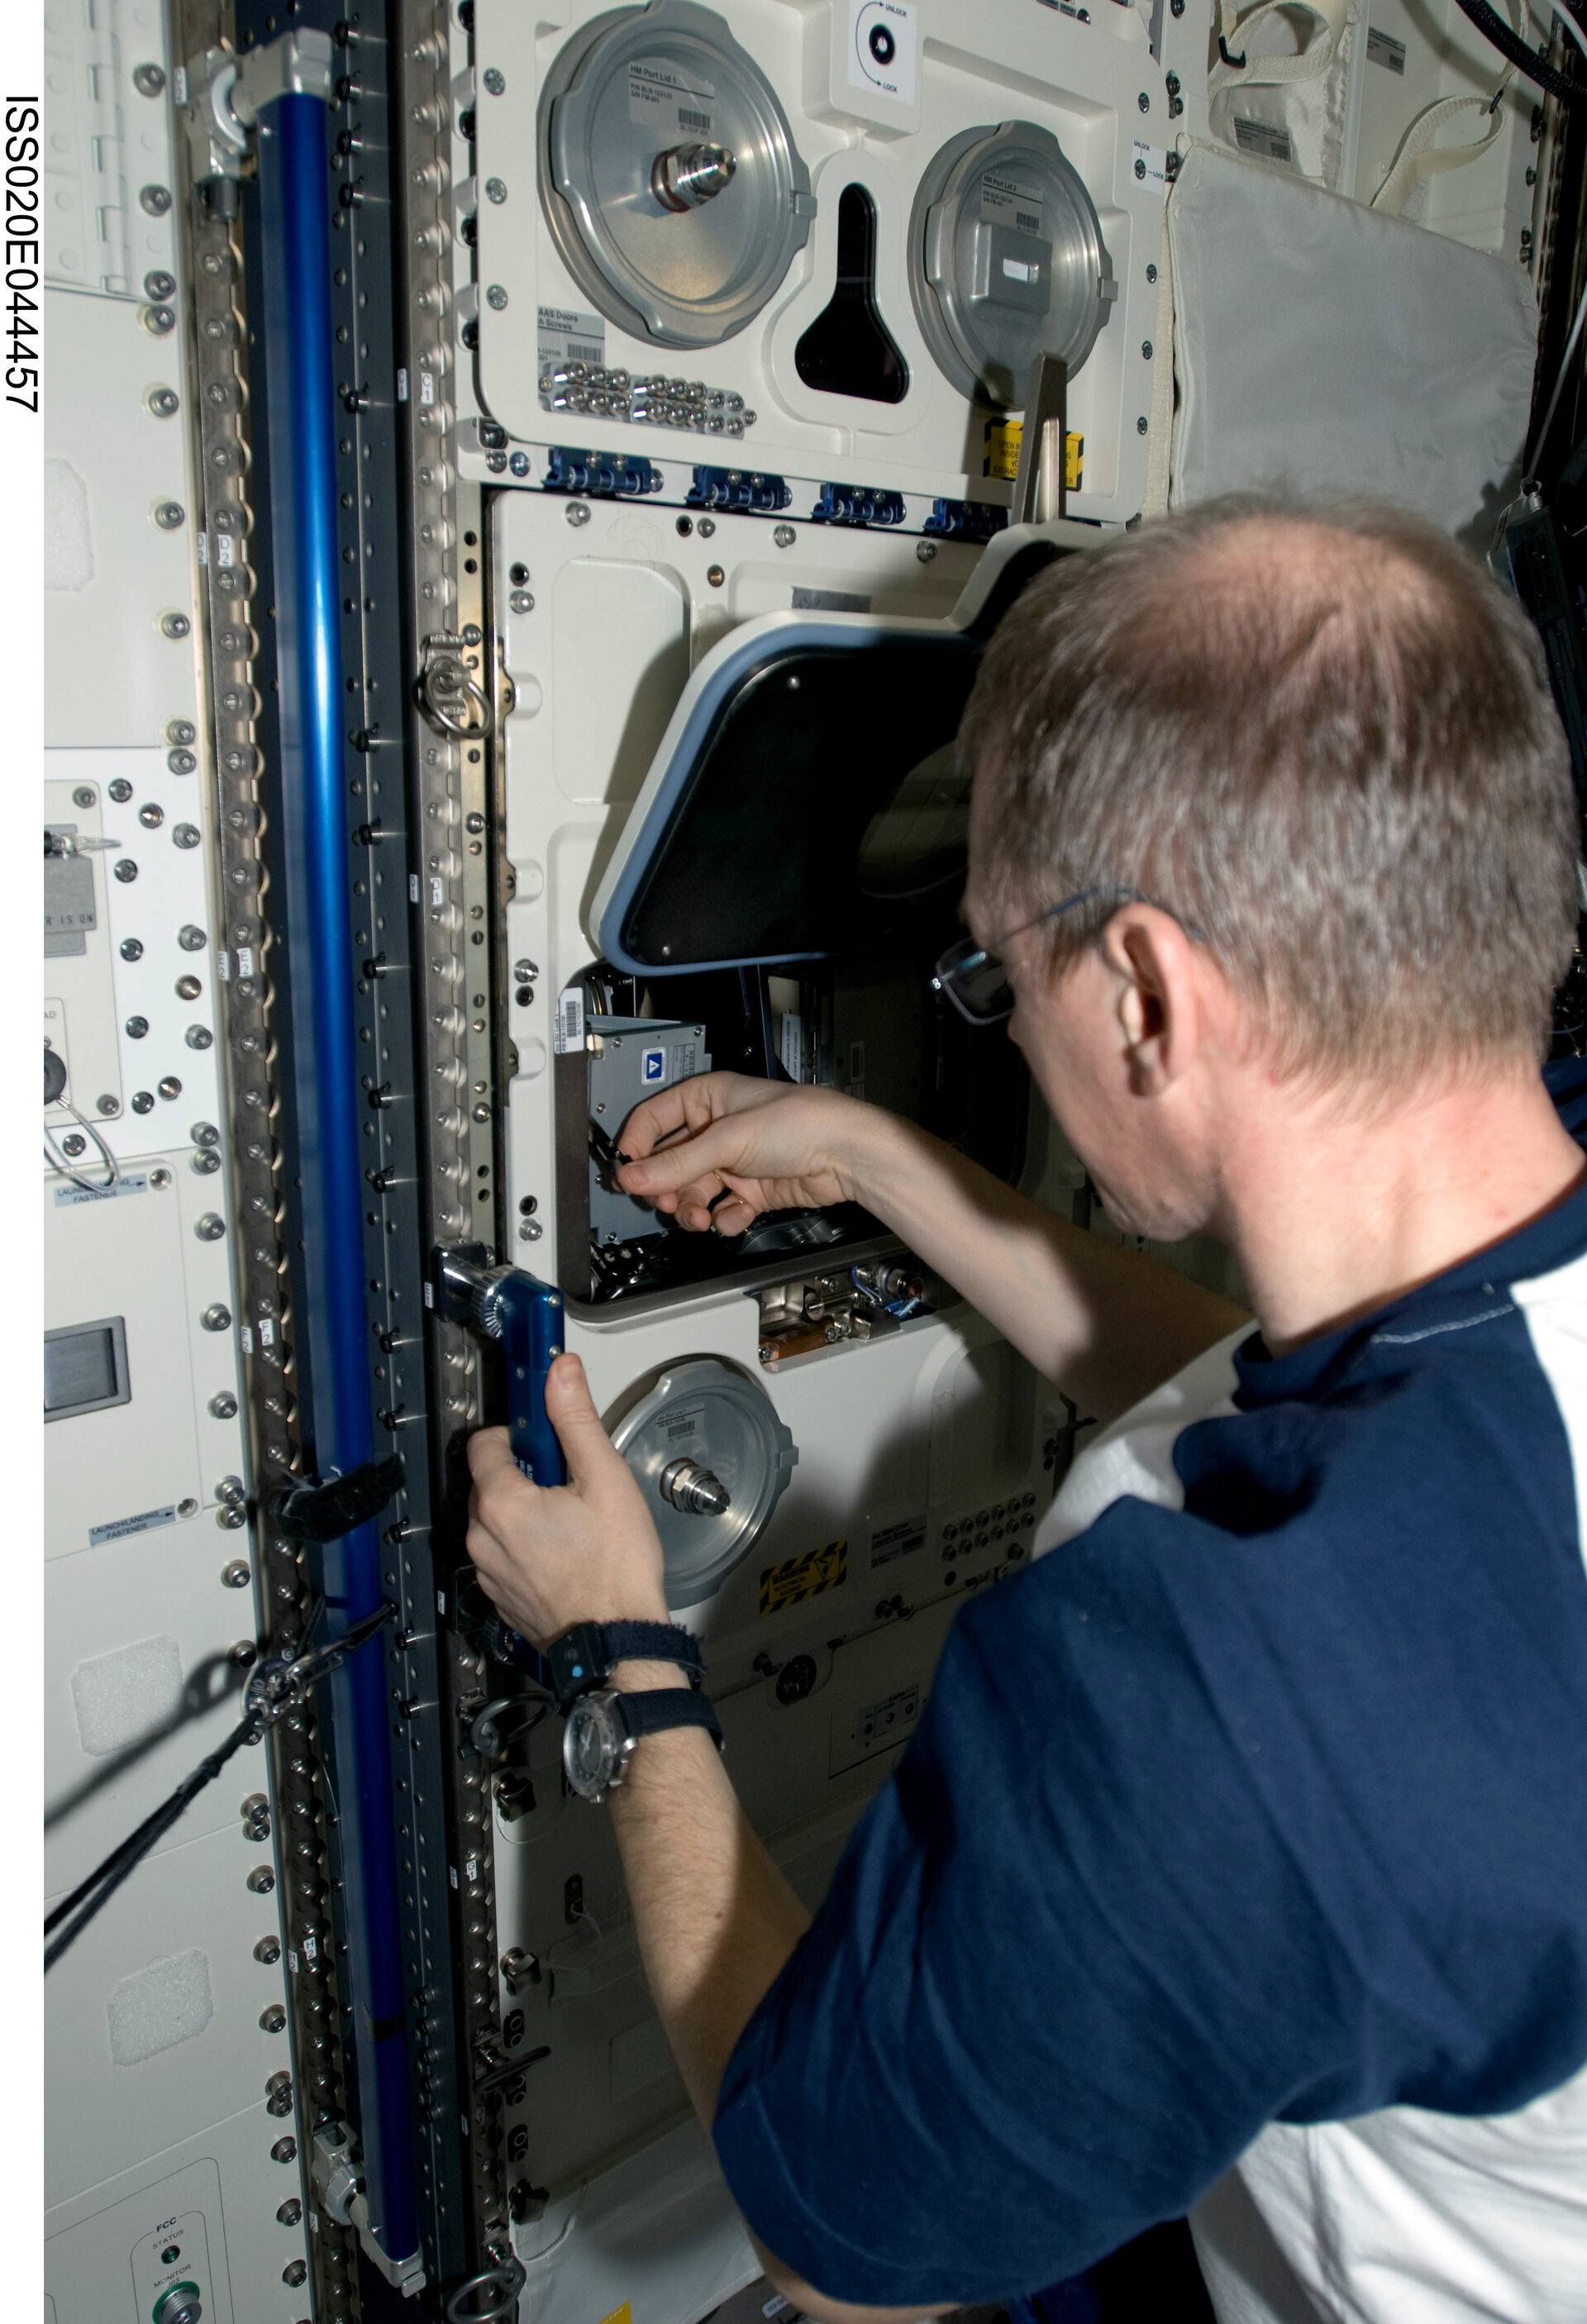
left=109, top=780, right=134, bottom=804
left=186, top=1025, right=214, bottom=1049
left=145, top=270, right=176, bottom=302
left=126, top=1015, right=150, bottom=1039
left=486, top=283, right=508, bottom=309
left=139, top=803, right=164, bottom=828
left=167, top=717, right=197, bottom=747
left=61, top=1133, right=87, bottom=1159
left=149, top=1166, right=172, bottom=1189
left=1137, top=415, right=1149, bottom=435
left=159, top=1075, right=183, bottom=1098
left=566, top=500, right=591, bottom=527
left=141, top=303, right=176, bottom=336
left=255, top=1935, right=282, bottom=1964
left=97, top=1093, right=119, bottom=1115
left=195, top=1212, right=226, bottom=1240
left=202, top=1303, right=232, bottom=1331
left=247, top=1864, right=276, bottom=1893
left=155, top=500, right=185, bottom=530
left=773, top=523, right=796, bottom=548
left=72, top=785, right=96, bottom=809
left=211, top=1390, right=240, bottom=1419
left=483, top=65, right=506, bottom=92
left=271, top=2137, right=298, bottom=2164
left=284, top=2260, right=309, bottom=2288
left=917, top=540, right=936, bottom=561
left=277, top=2198, right=303, bottom=2225
left=485, top=176, right=508, bottom=202
left=114, top=858, right=139, bottom=883
left=160, top=610, right=191, bottom=639
left=174, top=822, right=202, bottom=849
left=1141, top=340, right=1153, bottom=360
left=140, top=184, right=173, bottom=215
left=260, top=2004, right=288, bottom=2033
left=133, top=61, right=165, bottom=96
left=706, top=564, right=725, bottom=588
left=192, top=1119, right=220, bottom=1145
left=1134, top=157, right=1146, bottom=180
left=132, top=1091, right=155, bottom=1114
left=1138, top=91, right=1150, bottom=112
left=176, top=975, right=202, bottom=1000
left=178, top=1496, right=198, bottom=1516
left=510, top=589, right=533, bottom=613
left=519, top=1219, right=542, bottom=1240
left=169, top=747, right=198, bottom=775
left=179, top=924, right=207, bottom=950
left=1146, top=263, right=1158, bottom=284
left=222, top=1560, right=251, bottom=1587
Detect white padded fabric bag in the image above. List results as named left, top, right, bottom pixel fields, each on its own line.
left=1165, top=144, right=1538, bottom=541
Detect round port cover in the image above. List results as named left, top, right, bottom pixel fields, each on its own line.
left=908, top=119, right=1115, bottom=409
left=608, top=1354, right=798, bottom=1602
left=541, top=0, right=815, bottom=347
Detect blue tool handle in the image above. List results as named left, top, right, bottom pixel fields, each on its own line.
left=493, top=1271, right=569, bottom=1486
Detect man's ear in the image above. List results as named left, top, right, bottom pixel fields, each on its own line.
left=1101, top=907, right=1203, bottom=1094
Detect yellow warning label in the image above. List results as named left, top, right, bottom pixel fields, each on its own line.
left=760, top=1539, right=847, bottom=1615
left=980, top=418, right=1084, bottom=494
left=595, top=2303, right=632, bottom=2324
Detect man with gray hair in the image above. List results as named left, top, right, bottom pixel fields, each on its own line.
left=466, top=503, right=1587, bottom=2324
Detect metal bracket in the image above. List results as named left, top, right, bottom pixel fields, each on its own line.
left=183, top=27, right=333, bottom=184
left=1011, top=352, right=1069, bottom=528
left=311, top=2122, right=427, bottom=2295
left=417, top=635, right=493, bottom=740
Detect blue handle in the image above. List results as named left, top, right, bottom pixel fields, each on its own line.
left=493, top=1272, right=569, bottom=1486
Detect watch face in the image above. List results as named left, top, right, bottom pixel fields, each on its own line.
left=564, top=1695, right=621, bottom=1801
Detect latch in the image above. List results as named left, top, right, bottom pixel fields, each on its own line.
left=756, top=1257, right=934, bottom=1367
left=417, top=633, right=492, bottom=739
left=181, top=27, right=334, bottom=195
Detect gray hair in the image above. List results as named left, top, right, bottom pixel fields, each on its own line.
left=962, top=496, right=1580, bottom=1083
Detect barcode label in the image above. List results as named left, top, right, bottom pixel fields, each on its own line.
left=1366, top=24, right=1406, bottom=71
left=1232, top=115, right=1294, bottom=165
left=554, top=985, right=586, bottom=1055
left=537, top=303, right=607, bottom=375
left=980, top=170, right=1044, bottom=236
left=568, top=341, right=603, bottom=362
left=627, top=55, right=715, bottom=139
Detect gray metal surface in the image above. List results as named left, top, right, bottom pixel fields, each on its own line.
left=908, top=120, right=1115, bottom=410
left=538, top=0, right=815, bottom=347
left=608, top=1355, right=798, bottom=1602
left=589, top=1016, right=711, bottom=1244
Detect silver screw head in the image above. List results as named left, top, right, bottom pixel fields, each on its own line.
left=222, top=1559, right=250, bottom=1588
left=191, top=1148, right=220, bottom=1175
left=97, top=1093, right=120, bottom=1115
left=131, top=1091, right=155, bottom=1114
left=149, top=1165, right=172, bottom=1188
left=217, top=1474, right=245, bottom=1506
left=166, top=717, right=197, bottom=746
left=179, top=923, right=207, bottom=951
left=132, top=61, right=166, bottom=96
left=483, top=65, right=507, bottom=92
left=217, top=1505, right=245, bottom=1530
left=125, top=1014, right=150, bottom=1039
left=158, top=1074, right=183, bottom=1098
left=519, top=1219, right=543, bottom=1241
left=210, top=1391, right=239, bottom=1418
left=140, top=183, right=173, bottom=215
left=271, top=2137, right=297, bottom=2164
left=110, top=781, right=133, bottom=804
left=255, top=1936, right=281, bottom=1964
left=144, top=269, right=176, bottom=302
left=565, top=500, right=591, bottom=527
left=697, top=516, right=716, bottom=538
left=160, top=609, right=191, bottom=639
left=154, top=500, right=185, bottom=530
left=276, top=2197, right=302, bottom=2224
left=195, top=1212, right=226, bottom=1240
left=485, top=283, right=508, bottom=310
left=246, top=1863, right=275, bottom=1893
left=168, top=747, right=198, bottom=775
left=773, top=523, right=796, bottom=548
left=485, top=177, right=508, bottom=203
left=61, top=1133, right=87, bottom=1158
left=192, top=1119, right=220, bottom=1145
left=113, top=857, right=139, bottom=882
left=186, top=1025, right=215, bottom=1049
left=174, top=822, right=201, bottom=849
left=201, top=1302, right=232, bottom=1332
left=141, top=303, right=176, bottom=336
left=917, top=540, right=937, bottom=562
left=510, top=589, right=533, bottom=613
left=72, top=785, right=96, bottom=808
left=1137, top=415, right=1149, bottom=436
left=260, top=2004, right=287, bottom=2033
left=138, top=802, right=164, bottom=828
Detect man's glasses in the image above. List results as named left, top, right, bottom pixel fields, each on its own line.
left=932, top=887, right=1155, bottom=1025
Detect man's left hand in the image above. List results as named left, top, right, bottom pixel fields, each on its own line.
left=466, top=1353, right=670, bottom=1645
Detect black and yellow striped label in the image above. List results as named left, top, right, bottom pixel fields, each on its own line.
left=760, top=1539, right=847, bottom=1615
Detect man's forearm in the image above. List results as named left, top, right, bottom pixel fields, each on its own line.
left=847, top=1112, right=1246, bottom=1423
left=607, top=1665, right=810, bottom=2130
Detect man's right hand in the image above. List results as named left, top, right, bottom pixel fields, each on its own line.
left=616, top=1073, right=882, bottom=1236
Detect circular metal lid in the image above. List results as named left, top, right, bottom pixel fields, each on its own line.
left=540, top=0, right=816, bottom=350
left=608, top=1355, right=798, bottom=1603
left=908, top=120, right=1115, bottom=410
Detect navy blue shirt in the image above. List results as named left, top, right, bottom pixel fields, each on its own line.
left=712, top=1062, right=1587, bottom=2307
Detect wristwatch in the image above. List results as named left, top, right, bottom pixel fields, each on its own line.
left=563, top=1687, right=723, bottom=1803
left=546, top=1619, right=704, bottom=1707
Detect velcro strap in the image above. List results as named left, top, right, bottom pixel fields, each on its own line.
left=272, top=1454, right=405, bottom=1543
left=600, top=1620, right=705, bottom=1677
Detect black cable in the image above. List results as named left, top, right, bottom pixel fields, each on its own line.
left=45, top=1599, right=397, bottom=1972
left=1449, top=0, right=1587, bottom=99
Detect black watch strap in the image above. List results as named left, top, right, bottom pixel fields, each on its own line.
left=548, top=1619, right=704, bottom=1706
left=614, top=1687, right=722, bottom=1749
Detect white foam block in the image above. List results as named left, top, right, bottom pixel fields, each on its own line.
left=70, top=1634, right=184, bottom=1758
left=106, top=1949, right=214, bottom=2068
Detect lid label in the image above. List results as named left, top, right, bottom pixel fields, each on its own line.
left=980, top=171, right=1045, bottom=237
left=1366, top=24, right=1406, bottom=71
left=628, top=57, right=716, bottom=139
left=554, top=985, right=586, bottom=1056
left=1231, top=115, right=1294, bottom=165
left=537, top=304, right=607, bottom=371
